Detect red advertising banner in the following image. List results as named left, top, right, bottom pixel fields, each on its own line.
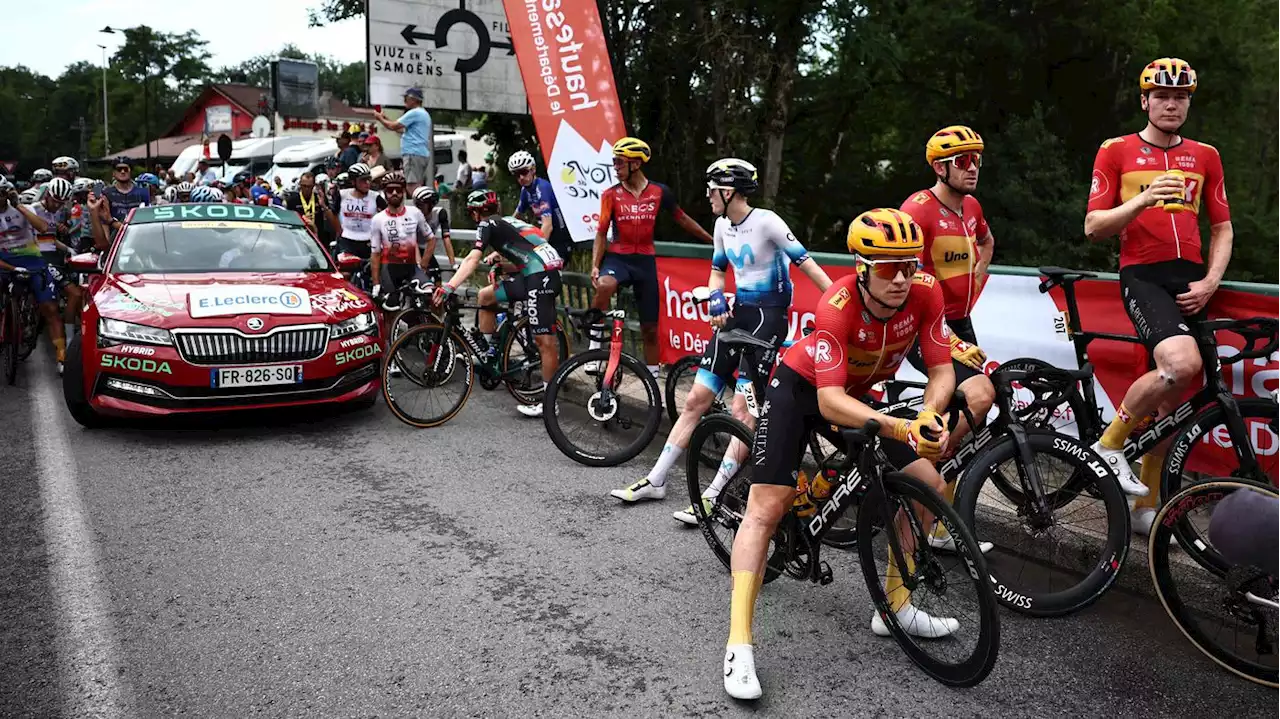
left=503, top=0, right=627, bottom=240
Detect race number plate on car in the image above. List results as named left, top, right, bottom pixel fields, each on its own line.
left=211, top=365, right=304, bottom=388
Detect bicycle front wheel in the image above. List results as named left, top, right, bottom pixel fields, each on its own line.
left=685, top=413, right=784, bottom=584
left=382, top=323, right=475, bottom=428
left=17, top=294, right=39, bottom=361
left=1, top=294, right=19, bottom=385
left=543, top=348, right=662, bottom=467
left=954, top=430, right=1130, bottom=617
left=858, top=472, right=1000, bottom=687
left=1150, top=480, right=1278, bottom=688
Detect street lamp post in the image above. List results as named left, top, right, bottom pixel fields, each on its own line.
left=97, top=44, right=110, bottom=155
left=100, top=25, right=152, bottom=166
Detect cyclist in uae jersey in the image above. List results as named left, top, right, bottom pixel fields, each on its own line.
left=721, top=209, right=963, bottom=701
left=589, top=137, right=715, bottom=375
left=1083, top=57, right=1235, bottom=526
left=610, top=159, right=832, bottom=516
left=322, top=163, right=383, bottom=262
left=0, top=179, right=67, bottom=371
left=434, top=190, right=563, bottom=418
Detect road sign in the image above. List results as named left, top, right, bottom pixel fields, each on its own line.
left=367, top=0, right=528, bottom=114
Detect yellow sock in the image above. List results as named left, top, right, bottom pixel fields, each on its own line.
left=728, top=570, right=759, bottom=646
left=931, top=483, right=958, bottom=539
left=53, top=337, right=66, bottom=362
left=1100, top=402, right=1141, bottom=450
left=885, top=550, right=916, bottom=613
left=1134, top=451, right=1164, bottom=510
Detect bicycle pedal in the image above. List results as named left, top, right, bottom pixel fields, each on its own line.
left=818, top=561, right=833, bottom=585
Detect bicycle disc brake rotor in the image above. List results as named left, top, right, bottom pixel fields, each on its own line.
left=587, top=389, right=620, bottom=421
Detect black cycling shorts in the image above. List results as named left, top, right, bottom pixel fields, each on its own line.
left=600, top=253, right=659, bottom=323
left=496, top=270, right=561, bottom=335
left=751, top=364, right=920, bottom=487
left=906, top=316, right=983, bottom=386
left=379, top=263, right=426, bottom=290
left=1119, top=259, right=1205, bottom=352
left=696, top=305, right=788, bottom=395
left=337, top=237, right=372, bottom=261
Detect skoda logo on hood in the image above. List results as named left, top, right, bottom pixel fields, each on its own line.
left=246, top=317, right=265, bottom=331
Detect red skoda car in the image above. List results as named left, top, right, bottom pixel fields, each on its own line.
left=63, top=203, right=382, bottom=426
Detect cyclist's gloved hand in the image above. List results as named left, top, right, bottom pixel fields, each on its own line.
left=371, top=284, right=382, bottom=298
left=708, top=289, right=729, bottom=317
left=12, top=267, right=31, bottom=278
left=891, top=408, right=947, bottom=460
left=432, top=283, right=455, bottom=307
left=949, top=335, right=987, bottom=370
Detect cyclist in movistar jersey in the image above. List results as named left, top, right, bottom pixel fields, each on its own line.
left=609, top=159, right=832, bottom=516
left=433, top=190, right=565, bottom=417
left=1084, top=57, right=1232, bottom=526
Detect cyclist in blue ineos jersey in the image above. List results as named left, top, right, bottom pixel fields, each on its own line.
left=610, top=159, right=832, bottom=513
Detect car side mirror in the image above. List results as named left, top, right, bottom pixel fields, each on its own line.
left=336, top=252, right=363, bottom=273
left=68, top=252, right=102, bottom=274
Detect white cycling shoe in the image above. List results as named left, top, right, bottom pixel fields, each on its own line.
left=927, top=531, right=994, bottom=555
left=871, top=603, right=960, bottom=639
left=1090, top=441, right=1149, bottom=496
left=723, top=644, right=762, bottom=700
left=516, top=402, right=543, bottom=418
left=673, top=496, right=715, bottom=526
left=610, top=478, right=666, bottom=502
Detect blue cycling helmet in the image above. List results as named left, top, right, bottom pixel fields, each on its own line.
left=137, top=173, right=160, bottom=187
left=190, top=186, right=219, bottom=203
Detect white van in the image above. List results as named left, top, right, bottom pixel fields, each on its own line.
left=263, top=139, right=339, bottom=191
left=170, top=136, right=317, bottom=183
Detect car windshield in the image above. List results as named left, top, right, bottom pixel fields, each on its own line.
left=111, top=222, right=332, bottom=274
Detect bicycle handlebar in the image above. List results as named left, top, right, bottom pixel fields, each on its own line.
left=837, top=421, right=881, bottom=475
left=992, top=362, right=1093, bottom=411
left=1200, top=317, right=1279, bottom=363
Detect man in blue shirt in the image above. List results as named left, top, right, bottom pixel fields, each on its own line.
left=374, top=87, right=432, bottom=192
left=509, top=150, right=574, bottom=260
left=102, top=161, right=150, bottom=226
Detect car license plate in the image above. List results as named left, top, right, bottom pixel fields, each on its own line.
left=211, top=365, right=303, bottom=388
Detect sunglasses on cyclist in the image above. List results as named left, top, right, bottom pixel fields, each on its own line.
left=857, top=256, right=919, bottom=280
left=943, top=153, right=983, bottom=171
left=515, top=168, right=534, bottom=177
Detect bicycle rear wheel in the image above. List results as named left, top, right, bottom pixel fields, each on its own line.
left=500, top=316, right=570, bottom=405
left=858, top=472, right=1000, bottom=687
left=1, top=294, right=19, bottom=385
left=686, top=413, right=783, bottom=584
left=17, top=294, right=39, bottom=361
left=543, top=348, right=662, bottom=467
left=954, top=431, right=1130, bottom=616
left=1150, top=480, right=1278, bottom=688
left=382, top=323, right=475, bottom=428
left=664, top=354, right=731, bottom=469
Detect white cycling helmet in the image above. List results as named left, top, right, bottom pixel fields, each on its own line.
left=18, top=189, right=40, bottom=204
left=175, top=181, right=195, bottom=198
left=190, top=186, right=219, bottom=203
left=413, top=186, right=438, bottom=204
left=347, top=163, right=372, bottom=179
left=44, top=177, right=74, bottom=202
left=163, top=186, right=178, bottom=202
left=52, top=156, right=79, bottom=175
left=507, top=150, right=536, bottom=173
left=72, top=177, right=94, bottom=194
left=30, top=169, right=53, bottom=184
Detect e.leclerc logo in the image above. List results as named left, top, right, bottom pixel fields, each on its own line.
left=188, top=286, right=312, bottom=318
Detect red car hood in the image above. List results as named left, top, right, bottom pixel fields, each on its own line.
left=95, top=272, right=374, bottom=328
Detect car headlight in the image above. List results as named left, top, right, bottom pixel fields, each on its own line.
left=98, top=318, right=174, bottom=346
left=330, top=311, right=377, bottom=340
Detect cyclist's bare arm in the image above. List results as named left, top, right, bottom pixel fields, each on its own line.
left=1084, top=177, right=1181, bottom=240
left=796, top=257, right=833, bottom=292
left=674, top=211, right=714, bottom=244
left=16, top=203, right=48, bottom=234
left=1203, top=221, right=1234, bottom=283
left=816, top=387, right=906, bottom=431
left=446, top=248, right=485, bottom=290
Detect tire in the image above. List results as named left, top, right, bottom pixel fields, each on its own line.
left=954, top=430, right=1130, bottom=616
left=542, top=348, right=662, bottom=467
left=61, top=334, right=106, bottom=428
left=1, top=294, right=19, bottom=386
left=500, top=316, right=570, bottom=405
left=664, top=354, right=729, bottom=424
left=1149, top=480, right=1278, bottom=688
left=388, top=307, right=435, bottom=344
left=17, top=295, right=40, bottom=361
left=686, top=413, right=783, bottom=584
left=992, top=357, right=1092, bottom=438
left=1160, top=398, right=1278, bottom=501
left=382, top=323, right=475, bottom=428
left=799, top=423, right=859, bottom=550
left=858, top=472, right=1000, bottom=687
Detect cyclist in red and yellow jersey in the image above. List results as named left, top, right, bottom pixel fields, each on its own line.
left=721, top=209, right=969, bottom=701
left=1084, top=57, right=1234, bottom=530
left=900, top=126, right=997, bottom=469
left=589, top=137, right=714, bottom=375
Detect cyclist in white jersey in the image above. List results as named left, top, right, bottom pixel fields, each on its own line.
left=322, top=163, right=381, bottom=265
left=369, top=172, right=432, bottom=341
left=412, top=186, right=455, bottom=282
left=610, top=159, right=832, bottom=516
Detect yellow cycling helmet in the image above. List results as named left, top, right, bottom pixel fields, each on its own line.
left=847, top=208, right=924, bottom=258
left=612, top=137, right=652, bottom=163
left=925, top=125, right=985, bottom=164
left=1140, top=57, right=1197, bottom=94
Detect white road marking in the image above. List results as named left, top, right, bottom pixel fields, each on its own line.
left=30, top=358, right=130, bottom=717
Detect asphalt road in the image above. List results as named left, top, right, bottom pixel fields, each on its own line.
left=1, top=348, right=1273, bottom=718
